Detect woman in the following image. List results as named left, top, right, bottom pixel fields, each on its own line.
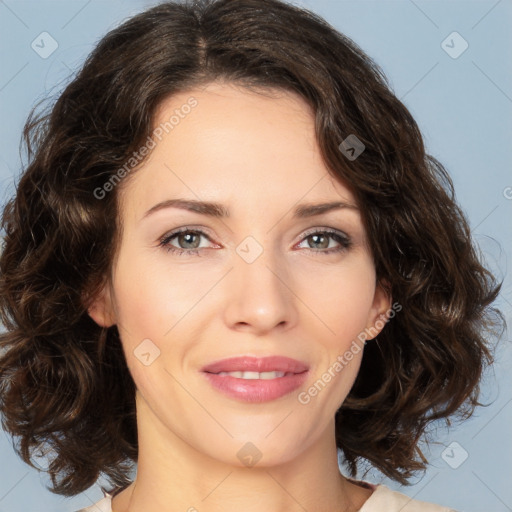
left=0, top=0, right=503, bottom=511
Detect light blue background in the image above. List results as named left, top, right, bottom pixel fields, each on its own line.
left=0, top=1, right=511, bottom=511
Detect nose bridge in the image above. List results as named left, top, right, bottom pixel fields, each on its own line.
left=223, top=233, right=296, bottom=332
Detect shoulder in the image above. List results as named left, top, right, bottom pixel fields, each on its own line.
left=75, top=494, right=112, bottom=512
left=359, top=484, right=458, bottom=512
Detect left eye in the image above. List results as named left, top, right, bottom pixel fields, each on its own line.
left=296, top=230, right=351, bottom=253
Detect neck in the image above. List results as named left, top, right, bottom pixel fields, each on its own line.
left=112, top=392, right=371, bottom=512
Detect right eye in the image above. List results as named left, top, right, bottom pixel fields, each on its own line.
left=159, top=228, right=216, bottom=256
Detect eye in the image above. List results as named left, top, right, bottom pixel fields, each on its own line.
left=158, top=228, right=214, bottom=256
left=158, top=227, right=352, bottom=257
left=296, top=229, right=352, bottom=255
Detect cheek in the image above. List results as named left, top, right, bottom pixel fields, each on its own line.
left=295, top=255, right=377, bottom=348
left=111, top=246, right=203, bottom=340
left=110, top=246, right=216, bottom=393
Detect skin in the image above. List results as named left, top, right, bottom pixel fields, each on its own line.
left=88, top=81, right=391, bottom=512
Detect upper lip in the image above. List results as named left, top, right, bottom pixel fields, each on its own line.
left=201, top=356, right=309, bottom=374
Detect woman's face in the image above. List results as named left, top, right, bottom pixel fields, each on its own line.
left=90, top=81, right=390, bottom=467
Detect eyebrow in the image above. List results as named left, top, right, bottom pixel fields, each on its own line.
left=142, top=198, right=358, bottom=220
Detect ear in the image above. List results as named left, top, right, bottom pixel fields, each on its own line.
left=364, top=279, right=392, bottom=341
left=87, top=282, right=116, bottom=328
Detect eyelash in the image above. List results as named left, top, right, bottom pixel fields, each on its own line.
left=158, top=227, right=352, bottom=256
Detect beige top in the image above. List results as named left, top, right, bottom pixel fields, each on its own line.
left=76, top=482, right=457, bottom=512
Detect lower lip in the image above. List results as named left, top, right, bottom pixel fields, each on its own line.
left=202, top=371, right=309, bottom=403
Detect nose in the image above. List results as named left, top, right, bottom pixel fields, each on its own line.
left=222, top=243, right=298, bottom=335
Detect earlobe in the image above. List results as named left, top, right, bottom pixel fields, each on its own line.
left=365, top=280, right=392, bottom=340
left=86, top=284, right=116, bottom=328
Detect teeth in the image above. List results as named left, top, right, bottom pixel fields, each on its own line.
left=216, top=371, right=287, bottom=379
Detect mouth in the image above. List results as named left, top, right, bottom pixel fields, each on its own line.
left=201, top=355, right=309, bottom=374
left=211, top=370, right=296, bottom=379
left=201, top=356, right=309, bottom=403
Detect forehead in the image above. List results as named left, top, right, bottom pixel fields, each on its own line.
left=119, top=82, right=357, bottom=218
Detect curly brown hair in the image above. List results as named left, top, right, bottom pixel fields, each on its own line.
left=0, top=0, right=504, bottom=498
